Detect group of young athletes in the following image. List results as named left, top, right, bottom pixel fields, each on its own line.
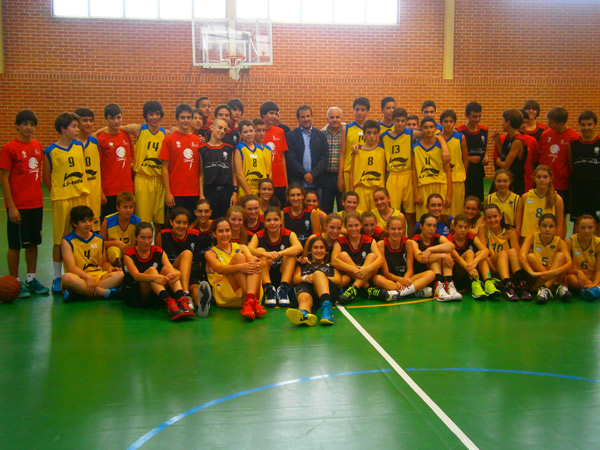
left=2, top=95, right=600, bottom=326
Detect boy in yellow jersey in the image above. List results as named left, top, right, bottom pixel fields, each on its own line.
left=440, top=110, right=469, bottom=217
left=412, top=117, right=452, bottom=219
left=75, top=108, right=101, bottom=233
left=406, top=114, right=420, bottom=131
left=43, top=112, right=91, bottom=293
left=61, top=205, right=123, bottom=301
left=235, top=120, right=269, bottom=197
left=100, top=191, right=141, bottom=267
left=117, top=101, right=166, bottom=234
left=350, top=120, right=386, bottom=212
left=379, top=97, right=396, bottom=131
left=340, top=97, right=370, bottom=191
left=421, top=100, right=443, bottom=133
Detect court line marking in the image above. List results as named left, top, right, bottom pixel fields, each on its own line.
left=126, top=369, right=392, bottom=450
left=347, top=298, right=434, bottom=308
left=337, top=304, right=479, bottom=450
left=407, top=367, right=600, bottom=382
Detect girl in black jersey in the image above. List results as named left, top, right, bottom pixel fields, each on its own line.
left=189, top=199, right=213, bottom=316
left=241, top=195, right=264, bottom=236
left=331, top=212, right=383, bottom=304
left=447, top=214, right=490, bottom=299
left=283, top=184, right=321, bottom=247
left=304, top=190, right=327, bottom=229
left=411, top=213, right=460, bottom=302
left=287, top=237, right=340, bottom=327
left=361, top=211, right=384, bottom=241
left=248, top=207, right=303, bottom=307
left=155, top=207, right=198, bottom=312
left=123, top=222, right=195, bottom=321
left=258, top=178, right=280, bottom=214
left=372, top=217, right=435, bottom=300
left=226, top=205, right=248, bottom=244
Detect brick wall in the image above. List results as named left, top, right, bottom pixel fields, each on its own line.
left=1, top=0, right=599, bottom=177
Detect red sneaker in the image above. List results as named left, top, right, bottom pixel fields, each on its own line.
left=251, top=296, right=267, bottom=318
left=165, top=298, right=193, bottom=321
left=241, top=298, right=255, bottom=320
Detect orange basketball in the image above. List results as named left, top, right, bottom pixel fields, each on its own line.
left=0, top=275, right=21, bottom=303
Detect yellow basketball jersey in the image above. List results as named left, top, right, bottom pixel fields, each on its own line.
left=413, top=140, right=446, bottom=186
left=485, top=192, right=520, bottom=227
left=371, top=208, right=402, bottom=228
left=487, top=228, right=511, bottom=256
left=237, top=143, right=268, bottom=197
left=63, top=231, right=104, bottom=273
left=105, top=212, right=141, bottom=247
left=446, top=131, right=466, bottom=182
left=134, top=124, right=165, bottom=177
left=378, top=121, right=393, bottom=132
left=353, top=146, right=385, bottom=189
left=44, top=140, right=90, bottom=201
left=569, top=233, right=600, bottom=271
left=381, top=129, right=413, bottom=174
left=521, top=189, right=556, bottom=237
left=344, top=122, right=366, bottom=172
left=261, top=144, right=272, bottom=176
left=84, top=137, right=102, bottom=219
left=531, top=233, right=560, bottom=267
left=207, top=243, right=243, bottom=308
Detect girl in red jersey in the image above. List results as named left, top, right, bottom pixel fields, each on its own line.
left=283, top=184, right=321, bottom=247
left=411, top=213, right=459, bottom=302
left=372, top=216, right=435, bottom=300
left=257, top=178, right=280, bottom=214
left=123, top=222, right=195, bottom=321
left=248, top=207, right=303, bottom=307
left=331, top=212, right=384, bottom=304
left=360, top=211, right=384, bottom=241
left=205, top=218, right=266, bottom=320
left=240, top=194, right=264, bottom=236
left=226, top=205, right=248, bottom=244
left=447, top=214, right=490, bottom=299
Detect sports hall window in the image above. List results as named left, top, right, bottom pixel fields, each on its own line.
left=52, top=0, right=398, bottom=24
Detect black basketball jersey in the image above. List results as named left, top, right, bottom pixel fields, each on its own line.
left=160, top=228, right=200, bottom=263
left=523, top=123, right=547, bottom=143
left=411, top=233, right=441, bottom=252
left=337, top=234, right=373, bottom=266
left=457, top=124, right=488, bottom=163
left=383, top=236, right=408, bottom=277
left=570, top=136, right=600, bottom=183
left=500, top=134, right=527, bottom=178
left=205, top=129, right=240, bottom=148
left=447, top=232, right=476, bottom=256
left=300, top=262, right=335, bottom=278
left=307, top=233, right=335, bottom=264
left=195, top=227, right=214, bottom=265
left=199, top=142, right=234, bottom=187
left=123, top=245, right=164, bottom=284
left=246, top=216, right=264, bottom=235
left=284, top=206, right=313, bottom=246
left=256, top=228, right=293, bottom=252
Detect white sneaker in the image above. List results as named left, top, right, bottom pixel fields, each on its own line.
left=555, top=284, right=572, bottom=302
left=387, top=290, right=400, bottom=302
left=415, top=287, right=433, bottom=298
left=445, top=281, right=462, bottom=301
left=399, top=284, right=416, bottom=297
left=434, top=283, right=452, bottom=302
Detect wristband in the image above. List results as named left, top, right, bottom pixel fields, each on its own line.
left=232, top=186, right=238, bottom=192
left=302, top=275, right=307, bottom=282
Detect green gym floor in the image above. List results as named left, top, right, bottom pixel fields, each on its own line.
left=1, top=189, right=598, bottom=450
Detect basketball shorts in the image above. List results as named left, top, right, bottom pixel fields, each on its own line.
left=53, top=197, right=87, bottom=245
left=450, top=181, right=465, bottom=218
left=107, top=246, right=124, bottom=265
left=7, top=207, right=43, bottom=250
left=416, top=183, right=447, bottom=220
left=386, top=172, right=414, bottom=213
left=101, top=195, right=118, bottom=222
left=135, top=175, right=165, bottom=224
left=355, top=186, right=377, bottom=212
left=294, top=280, right=338, bottom=309
left=122, top=280, right=161, bottom=308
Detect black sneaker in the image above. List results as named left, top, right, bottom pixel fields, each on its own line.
left=517, top=281, right=532, bottom=301
left=264, top=284, right=277, bottom=307
left=197, top=280, right=212, bottom=317
left=338, top=285, right=358, bottom=305
left=502, top=280, right=518, bottom=302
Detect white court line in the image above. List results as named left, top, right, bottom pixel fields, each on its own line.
left=337, top=304, right=479, bottom=450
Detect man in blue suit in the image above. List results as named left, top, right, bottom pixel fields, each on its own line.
left=285, top=105, right=329, bottom=201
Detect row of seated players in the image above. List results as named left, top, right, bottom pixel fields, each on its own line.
left=60, top=182, right=600, bottom=325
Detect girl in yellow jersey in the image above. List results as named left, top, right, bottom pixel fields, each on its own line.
left=485, top=170, right=520, bottom=227
left=519, top=214, right=572, bottom=304
left=61, top=206, right=123, bottom=301
left=516, top=165, right=564, bottom=239
left=464, top=196, right=484, bottom=235
left=235, top=120, right=269, bottom=197
left=205, top=217, right=266, bottom=320
left=350, top=121, right=386, bottom=212
left=440, top=110, right=468, bottom=218
left=371, top=187, right=406, bottom=231
left=566, top=215, right=600, bottom=300
left=478, top=204, right=530, bottom=301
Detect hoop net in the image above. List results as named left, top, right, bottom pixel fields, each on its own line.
left=224, top=55, right=245, bottom=81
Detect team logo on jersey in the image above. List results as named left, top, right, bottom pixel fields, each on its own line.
left=246, top=170, right=263, bottom=180
left=109, top=142, right=114, bottom=147
left=550, top=144, right=560, bottom=156
left=85, top=168, right=98, bottom=181
left=280, top=244, right=285, bottom=250
left=305, top=220, right=310, bottom=230
left=362, top=251, right=367, bottom=259
left=509, top=201, right=513, bottom=205
left=550, top=245, right=555, bottom=249
left=574, top=251, right=581, bottom=255
left=115, top=146, right=127, bottom=168
left=63, top=171, right=84, bottom=187
left=28, top=157, right=39, bottom=180
left=223, top=151, right=228, bottom=161
left=142, top=155, right=162, bottom=169
left=594, top=147, right=600, bottom=156
left=22, top=151, right=27, bottom=158
left=176, top=141, right=181, bottom=148
left=389, top=156, right=408, bottom=166
left=359, top=170, right=382, bottom=182
left=183, top=148, right=194, bottom=169
left=266, top=142, right=275, bottom=151
left=535, top=246, right=542, bottom=252
left=419, top=167, right=440, bottom=178
left=527, top=199, right=534, bottom=204
left=190, top=242, right=195, bottom=252
left=152, top=262, right=158, bottom=268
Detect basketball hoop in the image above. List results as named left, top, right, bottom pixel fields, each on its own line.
left=224, top=55, right=245, bottom=81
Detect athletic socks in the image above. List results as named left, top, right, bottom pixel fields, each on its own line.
left=53, top=262, right=62, bottom=278
left=319, top=293, right=331, bottom=304
left=173, top=289, right=185, bottom=300
left=159, top=290, right=169, bottom=302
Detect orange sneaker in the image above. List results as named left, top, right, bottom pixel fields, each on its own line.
left=241, top=298, right=255, bottom=320
left=251, top=296, right=267, bottom=318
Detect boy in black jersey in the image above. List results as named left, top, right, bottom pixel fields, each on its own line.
left=200, top=118, right=237, bottom=218
left=492, top=109, right=527, bottom=195
left=569, top=110, right=600, bottom=223
left=457, top=102, right=488, bottom=201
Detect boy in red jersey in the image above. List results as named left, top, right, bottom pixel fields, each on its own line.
left=457, top=102, right=488, bottom=201
left=96, top=103, right=133, bottom=220
left=260, top=101, right=289, bottom=206
left=0, top=110, right=49, bottom=297
left=539, top=107, right=579, bottom=216
left=159, top=104, right=204, bottom=220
